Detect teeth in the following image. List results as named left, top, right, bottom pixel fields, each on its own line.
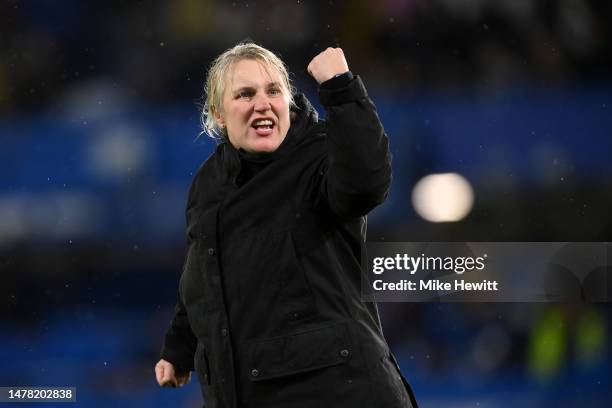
left=253, top=119, right=273, bottom=126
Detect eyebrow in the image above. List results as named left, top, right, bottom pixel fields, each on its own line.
left=231, top=82, right=282, bottom=93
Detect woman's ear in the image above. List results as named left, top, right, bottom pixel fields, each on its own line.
left=212, top=107, right=225, bottom=128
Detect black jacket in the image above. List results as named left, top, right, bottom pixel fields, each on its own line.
left=161, top=74, right=418, bottom=408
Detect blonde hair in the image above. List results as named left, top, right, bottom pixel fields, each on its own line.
left=201, top=42, right=295, bottom=140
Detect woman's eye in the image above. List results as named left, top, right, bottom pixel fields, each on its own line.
left=237, top=91, right=252, bottom=99
left=268, top=88, right=281, bottom=96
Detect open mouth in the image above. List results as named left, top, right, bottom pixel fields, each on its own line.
left=251, top=118, right=275, bottom=136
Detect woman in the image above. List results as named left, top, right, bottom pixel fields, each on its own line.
left=155, top=42, right=418, bottom=408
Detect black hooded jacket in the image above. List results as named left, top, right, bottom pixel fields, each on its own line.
left=161, top=74, right=418, bottom=408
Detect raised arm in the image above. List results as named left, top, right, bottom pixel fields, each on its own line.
left=309, top=48, right=392, bottom=218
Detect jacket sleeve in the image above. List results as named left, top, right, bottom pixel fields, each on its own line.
left=159, top=292, right=197, bottom=372
left=317, top=74, right=392, bottom=218
left=159, top=179, right=199, bottom=372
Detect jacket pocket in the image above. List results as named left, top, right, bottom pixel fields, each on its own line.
left=243, top=322, right=352, bottom=382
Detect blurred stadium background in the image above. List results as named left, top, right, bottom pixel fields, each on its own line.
left=1, top=0, right=611, bottom=407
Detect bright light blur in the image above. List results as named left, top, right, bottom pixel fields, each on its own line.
left=411, top=173, right=474, bottom=222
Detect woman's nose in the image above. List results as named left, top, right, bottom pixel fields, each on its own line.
left=253, top=94, right=271, bottom=112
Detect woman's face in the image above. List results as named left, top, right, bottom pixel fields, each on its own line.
left=215, top=59, right=291, bottom=153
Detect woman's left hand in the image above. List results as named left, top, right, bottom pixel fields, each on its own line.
left=307, top=47, right=349, bottom=84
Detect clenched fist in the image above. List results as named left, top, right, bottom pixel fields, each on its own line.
left=307, top=47, right=349, bottom=84
left=155, top=359, right=191, bottom=388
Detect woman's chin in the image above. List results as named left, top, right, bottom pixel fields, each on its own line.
left=245, top=138, right=282, bottom=153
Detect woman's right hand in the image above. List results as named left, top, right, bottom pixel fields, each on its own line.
left=155, top=358, right=191, bottom=388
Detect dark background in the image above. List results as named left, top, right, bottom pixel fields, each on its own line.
left=1, top=0, right=611, bottom=407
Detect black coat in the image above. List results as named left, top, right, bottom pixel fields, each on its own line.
left=161, top=75, right=418, bottom=408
